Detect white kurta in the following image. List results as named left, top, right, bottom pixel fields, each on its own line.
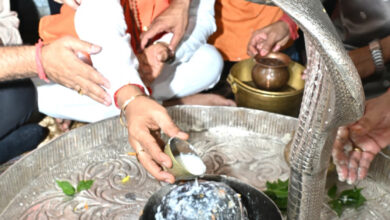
left=0, top=0, right=22, bottom=45
left=37, top=0, right=223, bottom=123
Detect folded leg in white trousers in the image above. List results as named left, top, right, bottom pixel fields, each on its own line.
left=37, top=44, right=222, bottom=123
left=37, top=0, right=222, bottom=123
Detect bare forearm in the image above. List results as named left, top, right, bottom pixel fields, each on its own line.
left=170, top=0, right=190, bottom=5
left=380, top=35, right=390, bottom=64
left=0, top=46, right=37, bottom=81
left=349, top=35, right=390, bottom=78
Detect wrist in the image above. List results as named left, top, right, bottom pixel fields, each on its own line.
left=278, top=20, right=289, bottom=37
left=115, top=84, right=144, bottom=108
left=170, top=0, right=191, bottom=8
left=171, top=0, right=191, bottom=3
left=119, top=93, right=147, bottom=127
left=27, top=46, right=39, bottom=76
left=35, top=39, right=50, bottom=83
left=380, top=36, right=390, bottom=63
left=279, top=13, right=299, bottom=40
left=368, top=39, right=386, bottom=75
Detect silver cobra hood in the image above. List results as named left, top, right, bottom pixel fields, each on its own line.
left=249, top=0, right=365, bottom=219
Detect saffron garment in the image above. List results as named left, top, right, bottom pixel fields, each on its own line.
left=37, top=0, right=222, bottom=122
left=208, top=0, right=295, bottom=62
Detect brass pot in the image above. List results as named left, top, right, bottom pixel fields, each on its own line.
left=227, top=56, right=305, bottom=117
left=252, top=53, right=291, bottom=91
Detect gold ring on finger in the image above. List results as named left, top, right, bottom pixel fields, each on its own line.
left=353, top=147, right=363, bottom=153
left=77, top=87, right=84, bottom=95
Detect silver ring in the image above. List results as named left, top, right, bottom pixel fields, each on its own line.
left=136, top=148, right=145, bottom=162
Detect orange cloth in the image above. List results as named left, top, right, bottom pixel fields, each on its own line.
left=208, top=0, right=284, bottom=61
left=39, top=0, right=169, bottom=47
left=39, top=5, right=77, bottom=43
left=137, top=0, right=169, bottom=28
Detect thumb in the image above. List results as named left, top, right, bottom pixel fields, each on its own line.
left=273, top=36, right=290, bottom=52
left=66, top=38, right=101, bottom=55
left=169, top=33, right=182, bottom=52
left=350, top=111, right=380, bottom=135
left=259, top=34, right=276, bottom=56
left=158, top=114, right=188, bottom=140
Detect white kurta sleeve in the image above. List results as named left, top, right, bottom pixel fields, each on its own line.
left=157, top=0, right=217, bottom=63
left=0, top=0, right=22, bottom=45
left=74, top=0, right=148, bottom=97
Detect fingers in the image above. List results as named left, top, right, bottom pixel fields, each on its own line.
left=259, top=33, right=278, bottom=56
left=350, top=115, right=375, bottom=136
left=169, top=32, right=183, bottom=52
left=247, top=32, right=267, bottom=57
left=332, top=141, right=349, bottom=182
left=130, top=138, right=175, bottom=183
left=346, top=149, right=362, bottom=184
left=64, top=0, right=80, bottom=9
left=156, top=111, right=188, bottom=140
left=70, top=64, right=112, bottom=105
left=135, top=128, right=172, bottom=168
left=357, top=152, right=375, bottom=180
left=55, top=118, right=71, bottom=132
left=157, top=51, right=169, bottom=62
left=332, top=127, right=350, bottom=182
left=153, top=43, right=170, bottom=63
left=140, top=25, right=164, bottom=50
left=64, top=36, right=102, bottom=55
left=272, top=35, right=290, bottom=52
left=224, top=99, right=237, bottom=107
left=66, top=39, right=110, bottom=87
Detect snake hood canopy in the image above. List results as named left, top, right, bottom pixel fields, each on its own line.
left=249, top=0, right=365, bottom=219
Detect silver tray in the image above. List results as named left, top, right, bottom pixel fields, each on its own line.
left=0, top=106, right=389, bottom=219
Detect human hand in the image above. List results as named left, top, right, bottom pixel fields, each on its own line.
left=137, top=42, right=173, bottom=86
left=42, top=36, right=112, bottom=106
left=55, top=118, right=72, bottom=132
left=54, top=0, right=82, bottom=9
left=332, top=91, right=390, bottom=184
left=348, top=48, right=376, bottom=79
left=122, top=88, right=189, bottom=183
left=247, top=21, right=290, bottom=57
left=140, top=0, right=190, bottom=51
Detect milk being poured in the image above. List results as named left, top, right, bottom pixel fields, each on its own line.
left=175, top=153, right=206, bottom=176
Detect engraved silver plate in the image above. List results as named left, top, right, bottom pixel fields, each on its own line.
left=0, top=106, right=389, bottom=219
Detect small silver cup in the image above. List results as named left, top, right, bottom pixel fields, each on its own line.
left=164, top=137, right=206, bottom=181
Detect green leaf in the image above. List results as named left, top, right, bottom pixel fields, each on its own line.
left=56, top=180, right=76, bottom=196
left=77, top=180, right=94, bottom=193
left=272, top=189, right=288, bottom=198
left=329, top=199, right=343, bottom=217
left=264, top=179, right=289, bottom=214
left=327, top=185, right=337, bottom=199
left=327, top=185, right=366, bottom=217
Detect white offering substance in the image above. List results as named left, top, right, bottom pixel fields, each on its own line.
left=281, top=133, right=292, bottom=144
left=176, top=153, right=206, bottom=176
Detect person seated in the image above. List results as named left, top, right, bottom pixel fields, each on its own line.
left=0, top=0, right=47, bottom=164
left=207, top=0, right=299, bottom=96
left=37, top=0, right=235, bottom=124
left=35, top=0, right=237, bottom=183
left=0, top=0, right=112, bottom=164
